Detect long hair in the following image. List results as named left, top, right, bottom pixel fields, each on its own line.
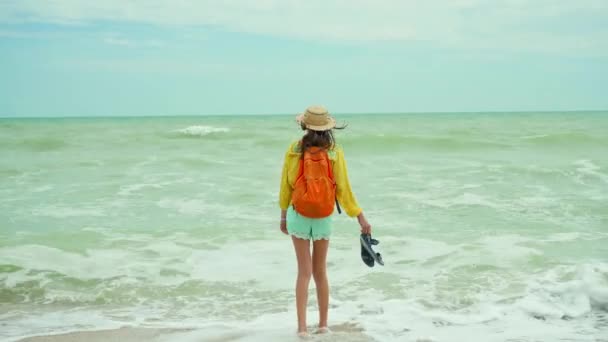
left=299, top=122, right=346, bottom=157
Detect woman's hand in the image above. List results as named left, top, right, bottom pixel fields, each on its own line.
left=280, top=210, right=288, bottom=235
left=357, top=212, right=372, bottom=235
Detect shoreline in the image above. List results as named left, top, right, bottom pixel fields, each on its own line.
left=13, top=322, right=374, bottom=342
left=15, top=327, right=198, bottom=342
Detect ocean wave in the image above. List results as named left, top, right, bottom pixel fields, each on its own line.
left=520, top=132, right=605, bottom=145
left=574, top=159, right=608, bottom=184
left=340, top=134, right=511, bottom=150
left=31, top=205, right=106, bottom=218
left=1, top=137, right=68, bottom=152
left=2, top=235, right=608, bottom=341
left=519, top=263, right=608, bottom=319
left=173, top=125, right=230, bottom=137
left=3, top=261, right=607, bottom=341
left=337, top=130, right=606, bottom=151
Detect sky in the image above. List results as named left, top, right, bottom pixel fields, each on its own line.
left=0, top=0, right=607, bottom=117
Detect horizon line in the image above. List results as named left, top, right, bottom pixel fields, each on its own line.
left=0, top=109, right=606, bottom=120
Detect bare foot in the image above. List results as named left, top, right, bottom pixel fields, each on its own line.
left=297, top=331, right=310, bottom=339
left=315, top=326, right=330, bottom=334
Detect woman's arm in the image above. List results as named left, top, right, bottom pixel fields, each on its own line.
left=333, top=148, right=362, bottom=217
left=280, top=209, right=288, bottom=235
left=333, top=148, right=372, bottom=233
left=357, top=212, right=372, bottom=234
left=279, top=149, right=292, bottom=235
left=279, top=151, right=293, bottom=211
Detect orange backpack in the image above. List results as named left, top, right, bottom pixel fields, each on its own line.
left=291, top=146, right=338, bottom=218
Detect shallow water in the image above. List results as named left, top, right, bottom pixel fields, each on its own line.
left=1, top=112, right=607, bottom=341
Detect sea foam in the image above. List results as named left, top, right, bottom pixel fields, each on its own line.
left=174, top=125, right=230, bottom=137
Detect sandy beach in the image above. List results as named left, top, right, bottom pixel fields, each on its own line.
left=17, top=327, right=196, bottom=342
left=15, top=323, right=376, bottom=342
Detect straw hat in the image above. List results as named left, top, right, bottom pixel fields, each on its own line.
left=296, top=105, right=336, bottom=131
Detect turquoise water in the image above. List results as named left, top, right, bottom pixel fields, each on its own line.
left=1, top=112, right=607, bottom=341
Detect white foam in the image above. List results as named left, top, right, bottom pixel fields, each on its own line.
left=32, top=205, right=105, bottom=218
left=389, top=190, right=503, bottom=210
left=452, top=192, right=500, bottom=208
left=1, top=309, right=121, bottom=342
left=519, top=263, right=608, bottom=319
left=520, top=134, right=549, bottom=140
left=117, top=176, right=194, bottom=197
left=175, top=125, right=230, bottom=136
left=542, top=232, right=582, bottom=242
left=518, top=194, right=558, bottom=207
left=0, top=245, right=132, bottom=282
left=124, top=156, right=159, bottom=176
left=117, top=182, right=163, bottom=196
left=186, top=239, right=296, bottom=290
left=574, top=159, right=608, bottom=184
left=156, top=198, right=210, bottom=215
left=30, top=185, right=54, bottom=193
left=351, top=261, right=608, bottom=341
left=3, top=230, right=607, bottom=342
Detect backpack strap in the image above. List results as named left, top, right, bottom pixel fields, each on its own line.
left=324, top=149, right=342, bottom=215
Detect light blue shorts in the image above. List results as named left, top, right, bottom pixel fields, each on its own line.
left=287, top=206, right=332, bottom=241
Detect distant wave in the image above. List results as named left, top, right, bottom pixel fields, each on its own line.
left=338, top=131, right=606, bottom=150
left=1, top=137, right=68, bottom=152
left=174, top=125, right=230, bottom=137
left=520, top=132, right=603, bottom=145
left=341, top=134, right=511, bottom=150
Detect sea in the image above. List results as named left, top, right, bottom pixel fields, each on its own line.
left=1, top=112, right=607, bottom=341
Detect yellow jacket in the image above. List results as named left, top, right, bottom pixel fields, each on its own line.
left=279, top=141, right=362, bottom=217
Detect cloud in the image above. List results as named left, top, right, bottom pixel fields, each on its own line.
left=103, top=37, right=132, bottom=46
left=74, top=58, right=216, bottom=74
left=102, top=36, right=163, bottom=48
left=1, top=0, right=607, bottom=54
left=0, top=29, right=39, bottom=38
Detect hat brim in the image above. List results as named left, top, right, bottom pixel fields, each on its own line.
left=295, top=114, right=336, bottom=131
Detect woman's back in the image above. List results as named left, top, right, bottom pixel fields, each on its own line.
left=279, top=140, right=361, bottom=218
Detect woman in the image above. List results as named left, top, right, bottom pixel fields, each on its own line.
left=278, top=105, right=372, bottom=337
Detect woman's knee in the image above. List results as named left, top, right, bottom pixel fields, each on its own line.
left=312, top=265, right=327, bottom=282
left=298, top=264, right=313, bottom=280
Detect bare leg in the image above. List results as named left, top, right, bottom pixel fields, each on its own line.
left=312, top=239, right=330, bottom=329
left=292, top=236, right=312, bottom=334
